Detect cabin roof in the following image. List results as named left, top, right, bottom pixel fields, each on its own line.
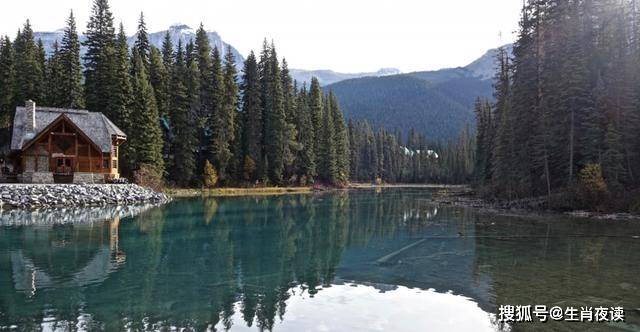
left=11, top=106, right=126, bottom=153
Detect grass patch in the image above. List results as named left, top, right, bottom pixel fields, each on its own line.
left=166, top=187, right=313, bottom=198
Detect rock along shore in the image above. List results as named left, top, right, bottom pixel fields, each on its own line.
left=0, top=184, right=169, bottom=210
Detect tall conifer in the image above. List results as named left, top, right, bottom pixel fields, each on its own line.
left=83, top=0, right=117, bottom=118
left=129, top=49, right=164, bottom=171
left=0, top=37, right=15, bottom=145
left=59, top=11, right=84, bottom=108
left=240, top=51, right=262, bottom=182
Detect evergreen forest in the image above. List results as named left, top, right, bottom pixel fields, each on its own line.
left=0, top=0, right=472, bottom=187
left=473, top=0, right=640, bottom=210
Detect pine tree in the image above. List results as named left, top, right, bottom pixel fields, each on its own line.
left=148, top=46, right=171, bottom=169
left=239, top=52, right=262, bottom=183
left=215, top=48, right=239, bottom=183
left=263, top=44, right=286, bottom=184
left=206, top=46, right=230, bottom=181
left=134, top=12, right=150, bottom=71
left=508, top=0, right=544, bottom=197
left=149, top=46, right=169, bottom=118
left=490, top=47, right=514, bottom=196
left=185, top=40, right=195, bottom=67
left=185, top=42, right=202, bottom=184
left=44, top=41, right=64, bottom=106
left=559, top=1, right=594, bottom=184
left=168, top=41, right=196, bottom=186
left=195, top=24, right=212, bottom=117
left=294, top=84, right=316, bottom=183
left=36, top=40, right=46, bottom=102
left=318, top=95, right=337, bottom=183
left=112, top=24, right=133, bottom=176
left=347, top=119, right=359, bottom=180
left=329, top=92, right=349, bottom=184
left=161, top=32, right=174, bottom=69
left=194, top=24, right=214, bottom=174
left=129, top=49, right=164, bottom=171
left=0, top=36, right=15, bottom=144
left=13, top=20, right=44, bottom=104
left=309, top=77, right=323, bottom=161
left=224, top=49, right=242, bottom=182
left=83, top=0, right=117, bottom=118
left=59, top=10, right=84, bottom=108
left=280, top=59, right=300, bottom=182
left=473, top=98, right=489, bottom=184
left=257, top=40, right=271, bottom=181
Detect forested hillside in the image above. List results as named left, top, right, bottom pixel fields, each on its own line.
left=326, top=58, right=498, bottom=142
left=0, top=0, right=474, bottom=187
left=474, top=0, right=640, bottom=211
left=0, top=0, right=351, bottom=187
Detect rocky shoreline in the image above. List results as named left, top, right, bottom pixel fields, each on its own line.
left=0, top=184, right=169, bottom=210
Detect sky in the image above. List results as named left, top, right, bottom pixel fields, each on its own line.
left=0, top=0, right=522, bottom=73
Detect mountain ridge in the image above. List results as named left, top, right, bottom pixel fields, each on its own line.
left=34, top=23, right=244, bottom=68
left=289, top=67, right=401, bottom=87
left=33, top=24, right=512, bottom=141
left=325, top=44, right=513, bottom=142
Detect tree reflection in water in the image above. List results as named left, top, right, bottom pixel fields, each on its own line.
left=1, top=189, right=638, bottom=331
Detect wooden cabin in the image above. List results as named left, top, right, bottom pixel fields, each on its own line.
left=9, top=100, right=126, bottom=183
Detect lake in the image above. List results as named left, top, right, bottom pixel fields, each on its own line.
left=1, top=188, right=639, bottom=331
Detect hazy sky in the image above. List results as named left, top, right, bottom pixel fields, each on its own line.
left=1, top=0, right=522, bottom=73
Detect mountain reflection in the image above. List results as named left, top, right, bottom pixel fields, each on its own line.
left=2, top=189, right=637, bottom=331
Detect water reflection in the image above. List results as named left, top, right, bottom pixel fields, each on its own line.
left=0, top=203, right=161, bottom=226
left=1, top=189, right=639, bottom=331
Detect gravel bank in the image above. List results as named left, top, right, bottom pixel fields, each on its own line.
left=0, top=184, right=169, bottom=209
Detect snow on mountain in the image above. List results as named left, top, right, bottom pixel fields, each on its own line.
left=34, top=24, right=244, bottom=69
left=127, top=24, right=245, bottom=68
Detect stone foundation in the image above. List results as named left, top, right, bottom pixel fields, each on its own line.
left=73, top=172, right=105, bottom=184
left=20, top=172, right=54, bottom=184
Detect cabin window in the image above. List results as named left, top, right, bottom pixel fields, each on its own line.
left=112, top=159, right=118, bottom=169
left=103, top=159, right=109, bottom=169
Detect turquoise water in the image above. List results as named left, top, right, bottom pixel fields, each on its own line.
left=0, top=189, right=639, bottom=331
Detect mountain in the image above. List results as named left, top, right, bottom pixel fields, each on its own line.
left=465, top=44, right=514, bottom=80
left=34, top=24, right=244, bottom=67
left=129, top=24, right=245, bottom=66
left=325, top=44, right=513, bottom=142
left=290, top=68, right=401, bottom=87
left=34, top=29, right=86, bottom=54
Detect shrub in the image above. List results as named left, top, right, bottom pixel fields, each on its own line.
left=242, top=156, right=256, bottom=182
left=203, top=160, right=219, bottom=189
left=133, top=164, right=164, bottom=192
left=576, top=163, right=609, bottom=211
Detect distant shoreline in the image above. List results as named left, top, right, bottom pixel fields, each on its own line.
left=166, top=183, right=462, bottom=198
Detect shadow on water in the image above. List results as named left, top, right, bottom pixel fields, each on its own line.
left=0, top=188, right=639, bottom=331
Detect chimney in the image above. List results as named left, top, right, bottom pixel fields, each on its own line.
left=25, top=100, right=36, bottom=133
